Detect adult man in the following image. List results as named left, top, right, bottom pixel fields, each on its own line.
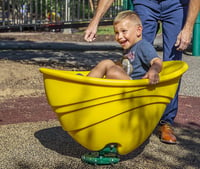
left=84, top=0, right=200, bottom=144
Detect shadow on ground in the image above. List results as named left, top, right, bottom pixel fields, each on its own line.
left=0, top=50, right=122, bottom=70
left=34, top=127, right=89, bottom=158
left=34, top=125, right=200, bottom=168
left=34, top=126, right=149, bottom=161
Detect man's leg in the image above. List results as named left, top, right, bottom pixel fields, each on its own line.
left=159, top=0, right=189, bottom=144
left=133, top=0, right=160, bottom=44
left=161, top=0, right=188, bottom=123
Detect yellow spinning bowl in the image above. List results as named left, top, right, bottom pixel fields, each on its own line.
left=40, top=61, right=188, bottom=155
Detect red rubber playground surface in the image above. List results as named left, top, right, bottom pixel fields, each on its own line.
left=0, top=95, right=199, bottom=129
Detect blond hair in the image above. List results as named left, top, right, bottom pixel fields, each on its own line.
left=113, top=10, right=142, bottom=26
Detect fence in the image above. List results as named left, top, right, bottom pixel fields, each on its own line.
left=0, top=0, right=126, bottom=32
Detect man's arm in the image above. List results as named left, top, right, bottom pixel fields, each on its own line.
left=84, top=0, right=114, bottom=42
left=175, top=0, right=200, bottom=51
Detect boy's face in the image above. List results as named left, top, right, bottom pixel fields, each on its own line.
left=114, top=19, right=142, bottom=49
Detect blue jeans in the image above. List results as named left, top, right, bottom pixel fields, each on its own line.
left=133, top=0, right=189, bottom=124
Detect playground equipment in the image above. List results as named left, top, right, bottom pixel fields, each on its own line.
left=123, top=0, right=134, bottom=10
left=192, top=13, right=200, bottom=56
left=40, top=61, right=188, bottom=165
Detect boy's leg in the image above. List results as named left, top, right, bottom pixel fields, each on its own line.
left=106, top=65, right=131, bottom=80
left=87, top=60, right=115, bottom=78
left=88, top=59, right=130, bottom=79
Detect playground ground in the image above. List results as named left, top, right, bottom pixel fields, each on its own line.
left=0, top=33, right=200, bottom=169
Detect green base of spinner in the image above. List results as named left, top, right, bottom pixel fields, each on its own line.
left=81, top=144, right=120, bottom=165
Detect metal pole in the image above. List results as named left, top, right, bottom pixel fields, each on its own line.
left=64, top=0, right=71, bottom=33
left=65, top=0, right=70, bottom=21
left=192, top=12, right=200, bottom=56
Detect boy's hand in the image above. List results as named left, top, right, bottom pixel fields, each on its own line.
left=143, top=57, right=162, bottom=84
left=142, top=69, right=160, bottom=85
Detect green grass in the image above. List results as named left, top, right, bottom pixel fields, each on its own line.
left=97, top=26, right=114, bottom=35
left=75, top=25, right=114, bottom=35
left=76, top=25, right=162, bottom=35
left=96, top=25, right=162, bottom=34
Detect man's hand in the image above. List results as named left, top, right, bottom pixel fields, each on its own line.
left=175, top=0, right=200, bottom=51
left=84, top=21, right=98, bottom=42
left=83, top=0, right=114, bottom=42
left=175, top=29, right=192, bottom=51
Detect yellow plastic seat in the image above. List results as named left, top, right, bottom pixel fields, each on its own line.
left=40, top=61, right=188, bottom=155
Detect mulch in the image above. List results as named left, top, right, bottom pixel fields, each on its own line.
left=0, top=95, right=199, bottom=129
